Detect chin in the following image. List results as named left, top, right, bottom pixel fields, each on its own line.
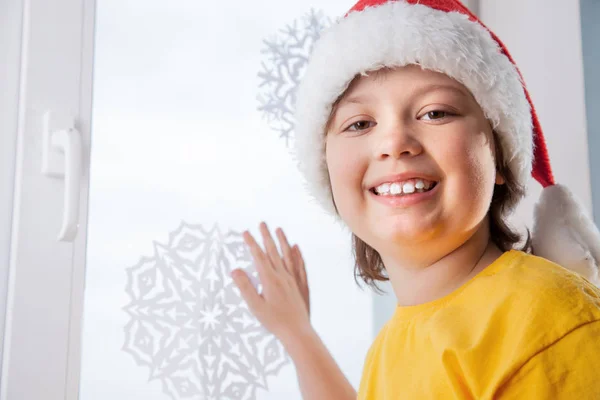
left=381, top=227, right=435, bottom=245
left=366, top=216, right=441, bottom=247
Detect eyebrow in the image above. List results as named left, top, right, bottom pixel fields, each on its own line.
left=337, top=94, right=372, bottom=107
left=338, top=83, right=471, bottom=108
left=413, top=84, right=472, bottom=100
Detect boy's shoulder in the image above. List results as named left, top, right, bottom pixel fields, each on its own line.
left=465, top=251, right=600, bottom=385
left=487, top=250, right=600, bottom=311
left=473, top=249, right=600, bottom=343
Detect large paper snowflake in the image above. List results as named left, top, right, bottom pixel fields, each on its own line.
left=123, top=222, right=290, bottom=400
left=257, top=9, right=331, bottom=147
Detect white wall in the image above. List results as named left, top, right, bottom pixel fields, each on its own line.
left=462, top=0, right=479, bottom=15
left=580, top=0, right=600, bottom=223
left=479, top=0, right=592, bottom=229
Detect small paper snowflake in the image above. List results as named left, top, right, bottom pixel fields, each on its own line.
left=257, top=9, right=332, bottom=147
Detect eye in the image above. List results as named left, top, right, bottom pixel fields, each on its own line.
left=345, top=120, right=376, bottom=132
left=425, top=111, right=446, bottom=120
left=420, top=110, right=452, bottom=121
left=419, top=110, right=455, bottom=121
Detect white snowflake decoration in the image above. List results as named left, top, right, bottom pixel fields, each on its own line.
left=123, top=222, right=290, bottom=400
left=257, top=9, right=331, bottom=147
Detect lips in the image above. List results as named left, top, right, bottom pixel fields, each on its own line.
left=368, top=172, right=440, bottom=191
left=372, top=178, right=436, bottom=196
left=365, top=171, right=441, bottom=208
left=369, top=179, right=441, bottom=207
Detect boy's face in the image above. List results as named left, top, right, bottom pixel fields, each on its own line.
left=325, top=65, right=503, bottom=258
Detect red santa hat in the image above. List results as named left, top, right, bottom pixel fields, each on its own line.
left=293, top=0, right=600, bottom=284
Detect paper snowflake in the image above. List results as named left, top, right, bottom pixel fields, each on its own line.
left=257, top=9, right=331, bottom=147
left=123, top=222, right=289, bottom=400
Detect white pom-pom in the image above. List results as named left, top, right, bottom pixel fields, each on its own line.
left=532, top=184, right=600, bottom=286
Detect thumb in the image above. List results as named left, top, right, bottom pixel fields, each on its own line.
left=231, top=269, right=264, bottom=316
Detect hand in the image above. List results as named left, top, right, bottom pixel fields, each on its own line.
left=231, top=222, right=311, bottom=345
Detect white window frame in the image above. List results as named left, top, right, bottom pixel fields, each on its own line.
left=1, top=0, right=96, bottom=399
left=0, top=0, right=26, bottom=379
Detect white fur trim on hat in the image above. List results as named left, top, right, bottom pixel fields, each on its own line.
left=533, top=184, right=600, bottom=285
left=293, top=1, right=533, bottom=218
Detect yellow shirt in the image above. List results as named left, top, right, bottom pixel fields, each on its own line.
left=358, top=250, right=600, bottom=399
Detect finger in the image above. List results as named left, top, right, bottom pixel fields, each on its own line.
left=275, top=228, right=295, bottom=276
left=231, top=269, right=264, bottom=316
left=294, top=245, right=310, bottom=315
left=260, top=222, right=285, bottom=271
left=294, top=245, right=308, bottom=287
left=243, top=230, right=274, bottom=283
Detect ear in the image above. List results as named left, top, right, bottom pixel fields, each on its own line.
left=490, top=130, right=506, bottom=186
left=495, top=171, right=505, bottom=185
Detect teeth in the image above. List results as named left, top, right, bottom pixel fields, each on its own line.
left=389, top=183, right=402, bottom=195
left=374, top=178, right=436, bottom=196
left=402, top=182, right=415, bottom=194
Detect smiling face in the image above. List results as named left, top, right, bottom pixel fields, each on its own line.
left=325, top=65, right=503, bottom=259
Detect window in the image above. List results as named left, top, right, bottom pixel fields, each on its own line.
left=1, top=1, right=384, bottom=398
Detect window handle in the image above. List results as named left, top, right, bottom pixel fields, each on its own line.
left=42, top=111, right=83, bottom=242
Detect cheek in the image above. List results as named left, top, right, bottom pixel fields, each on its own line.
left=438, top=131, right=497, bottom=209
left=325, top=138, right=367, bottom=211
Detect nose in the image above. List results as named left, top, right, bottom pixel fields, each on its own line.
left=374, top=121, right=423, bottom=160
